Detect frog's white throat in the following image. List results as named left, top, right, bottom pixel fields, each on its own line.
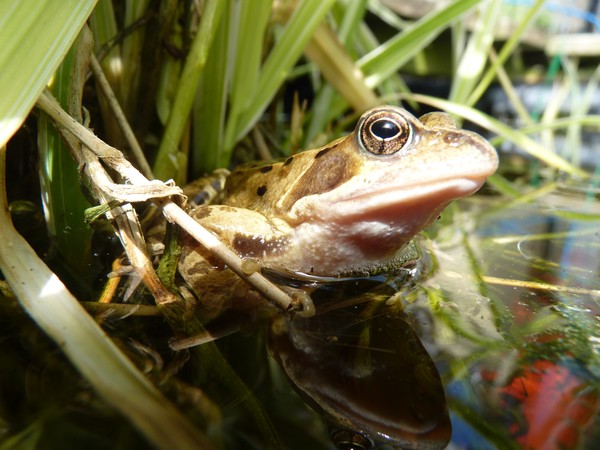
left=278, top=177, right=485, bottom=276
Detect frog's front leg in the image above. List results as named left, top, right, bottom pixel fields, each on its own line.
left=178, top=205, right=292, bottom=321
left=182, top=168, right=230, bottom=208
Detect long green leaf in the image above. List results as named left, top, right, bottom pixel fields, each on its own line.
left=306, top=0, right=483, bottom=134
left=406, top=94, right=589, bottom=178
left=229, top=0, right=272, bottom=118
left=449, top=0, right=502, bottom=104
left=38, top=29, right=93, bottom=286
left=228, top=0, right=337, bottom=148
left=195, top=0, right=272, bottom=172
left=0, top=0, right=98, bottom=147
left=466, top=0, right=545, bottom=107
left=154, top=0, right=226, bottom=182
left=305, top=0, right=369, bottom=145
left=192, top=1, right=232, bottom=175
left=358, top=0, right=482, bottom=87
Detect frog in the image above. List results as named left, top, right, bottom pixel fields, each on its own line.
left=177, top=106, right=498, bottom=319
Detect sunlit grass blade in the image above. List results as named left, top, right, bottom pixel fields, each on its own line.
left=0, top=0, right=98, bottom=148
left=358, top=0, right=483, bottom=87
left=365, top=0, right=411, bottom=30
left=304, top=24, right=378, bottom=111
left=355, top=21, right=413, bottom=105
left=487, top=115, right=600, bottom=140
left=304, top=0, right=370, bottom=145
left=38, top=30, right=93, bottom=287
left=467, top=0, right=545, bottom=107
left=336, top=0, right=370, bottom=42
left=449, top=0, right=502, bottom=104
left=306, top=0, right=482, bottom=134
left=486, top=49, right=534, bottom=125
left=405, top=94, right=589, bottom=177
left=212, top=0, right=272, bottom=170
left=227, top=0, right=336, bottom=149
left=486, top=174, right=523, bottom=197
left=225, top=0, right=272, bottom=127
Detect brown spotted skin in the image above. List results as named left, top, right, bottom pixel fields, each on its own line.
left=221, top=138, right=360, bottom=216
left=178, top=106, right=498, bottom=316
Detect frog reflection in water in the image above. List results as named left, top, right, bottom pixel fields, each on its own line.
left=179, top=106, right=498, bottom=319
left=177, top=106, right=498, bottom=450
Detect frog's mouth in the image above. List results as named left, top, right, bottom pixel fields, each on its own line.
left=307, top=175, right=489, bottom=224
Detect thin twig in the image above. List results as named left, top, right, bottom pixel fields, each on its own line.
left=482, top=276, right=600, bottom=297
left=43, top=89, right=179, bottom=307
left=90, top=53, right=154, bottom=179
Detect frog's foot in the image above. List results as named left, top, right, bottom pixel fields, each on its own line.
left=107, top=259, right=143, bottom=301
left=178, top=285, right=198, bottom=321
left=286, top=288, right=316, bottom=317
left=170, top=320, right=242, bottom=350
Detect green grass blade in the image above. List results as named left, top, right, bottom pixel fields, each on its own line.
left=38, top=31, right=93, bottom=286
left=406, top=93, right=589, bottom=178
left=153, top=0, right=226, bottom=182
left=467, top=0, right=545, bottom=107
left=191, top=2, right=232, bottom=175
left=0, top=0, right=98, bottom=147
left=307, top=0, right=483, bottom=129
left=228, top=0, right=336, bottom=148
left=304, top=0, right=369, bottom=145
left=216, top=0, right=273, bottom=168
left=304, top=25, right=378, bottom=111
left=449, top=0, right=502, bottom=104
left=488, top=115, right=600, bottom=138
left=228, top=0, right=272, bottom=119
left=358, top=0, right=482, bottom=87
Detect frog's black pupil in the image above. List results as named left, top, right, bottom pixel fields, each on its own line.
left=371, top=119, right=400, bottom=140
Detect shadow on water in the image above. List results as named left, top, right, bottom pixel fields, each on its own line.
left=268, top=276, right=451, bottom=449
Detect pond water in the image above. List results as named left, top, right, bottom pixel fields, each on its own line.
left=2, top=186, right=598, bottom=450
left=424, top=189, right=600, bottom=450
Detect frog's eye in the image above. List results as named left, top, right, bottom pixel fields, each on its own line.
left=357, top=109, right=411, bottom=156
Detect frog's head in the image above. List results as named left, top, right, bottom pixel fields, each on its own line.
left=277, top=106, right=498, bottom=274
left=285, top=106, right=497, bottom=221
